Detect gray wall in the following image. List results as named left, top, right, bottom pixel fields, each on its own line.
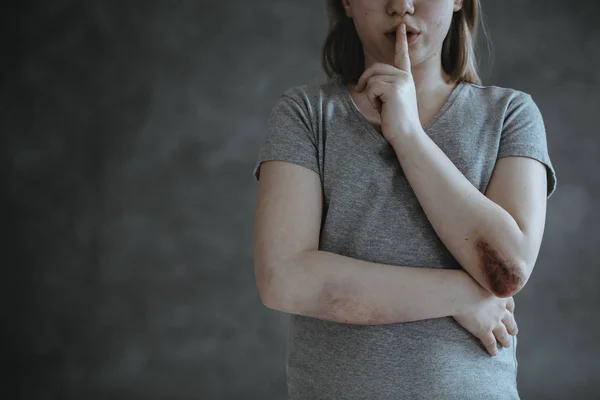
left=1, top=0, right=598, bottom=399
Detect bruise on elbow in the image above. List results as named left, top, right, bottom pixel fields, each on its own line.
left=314, top=280, right=389, bottom=325
left=474, top=237, right=523, bottom=297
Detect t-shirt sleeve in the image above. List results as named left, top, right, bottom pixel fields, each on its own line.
left=498, top=92, right=558, bottom=199
left=252, top=93, right=320, bottom=182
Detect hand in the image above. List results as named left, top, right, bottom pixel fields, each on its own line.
left=453, top=288, right=518, bottom=357
left=354, top=23, right=421, bottom=142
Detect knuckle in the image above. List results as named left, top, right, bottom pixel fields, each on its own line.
left=367, top=75, right=379, bottom=85
left=482, top=336, right=495, bottom=347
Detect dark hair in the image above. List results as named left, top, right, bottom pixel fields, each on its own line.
left=321, top=0, right=486, bottom=85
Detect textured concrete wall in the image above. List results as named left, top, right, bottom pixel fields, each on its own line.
left=1, top=0, right=598, bottom=399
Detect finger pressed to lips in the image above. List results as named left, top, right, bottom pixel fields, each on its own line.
left=386, top=32, right=419, bottom=44
left=393, top=24, right=412, bottom=72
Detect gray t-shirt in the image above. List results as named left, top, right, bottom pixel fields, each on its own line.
left=252, top=77, right=557, bottom=400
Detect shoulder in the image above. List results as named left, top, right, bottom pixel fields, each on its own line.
left=460, top=82, right=540, bottom=116
left=275, top=78, right=342, bottom=111
left=265, top=79, right=341, bottom=137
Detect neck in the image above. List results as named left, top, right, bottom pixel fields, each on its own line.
left=410, top=58, right=452, bottom=96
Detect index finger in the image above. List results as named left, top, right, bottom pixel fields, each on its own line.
left=394, top=23, right=411, bottom=73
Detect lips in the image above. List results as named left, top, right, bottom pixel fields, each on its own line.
left=386, top=32, right=418, bottom=38
left=385, top=31, right=420, bottom=44
left=385, top=23, right=420, bottom=45
left=385, top=25, right=419, bottom=35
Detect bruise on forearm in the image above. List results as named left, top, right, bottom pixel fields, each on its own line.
left=311, top=280, right=390, bottom=325
left=474, top=237, right=522, bottom=297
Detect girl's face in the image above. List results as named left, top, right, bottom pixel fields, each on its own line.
left=341, top=0, right=463, bottom=69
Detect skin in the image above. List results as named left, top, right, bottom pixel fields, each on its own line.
left=342, top=0, right=464, bottom=126
left=316, top=280, right=390, bottom=325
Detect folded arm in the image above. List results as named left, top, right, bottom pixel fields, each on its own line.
left=389, top=130, right=549, bottom=297
left=253, top=160, right=486, bottom=325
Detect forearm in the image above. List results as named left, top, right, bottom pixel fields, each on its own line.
left=266, top=249, right=481, bottom=325
left=388, top=129, right=527, bottom=297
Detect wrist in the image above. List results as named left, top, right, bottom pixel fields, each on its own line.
left=388, top=125, right=425, bottom=148
left=452, top=269, right=488, bottom=317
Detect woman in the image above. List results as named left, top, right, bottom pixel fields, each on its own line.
left=253, top=0, right=557, bottom=398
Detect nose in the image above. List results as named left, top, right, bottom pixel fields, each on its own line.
left=386, top=0, right=415, bottom=16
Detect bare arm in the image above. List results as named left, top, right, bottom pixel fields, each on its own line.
left=268, top=248, right=483, bottom=325
left=254, top=160, right=484, bottom=325
left=388, top=129, right=548, bottom=298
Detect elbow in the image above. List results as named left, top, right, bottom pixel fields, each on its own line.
left=475, top=238, right=531, bottom=298
left=487, top=267, right=528, bottom=298
left=254, top=259, right=281, bottom=310
left=258, top=287, right=280, bottom=311
left=255, top=256, right=297, bottom=312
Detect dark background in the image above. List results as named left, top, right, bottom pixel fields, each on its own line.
left=1, top=0, right=598, bottom=399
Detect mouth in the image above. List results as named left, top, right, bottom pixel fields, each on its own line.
left=385, top=31, right=420, bottom=44
left=385, top=25, right=420, bottom=35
